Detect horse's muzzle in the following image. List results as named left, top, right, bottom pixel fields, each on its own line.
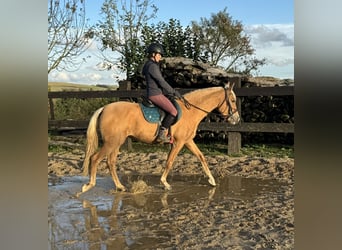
left=227, top=112, right=240, bottom=125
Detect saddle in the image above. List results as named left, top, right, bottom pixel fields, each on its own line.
left=139, top=96, right=182, bottom=124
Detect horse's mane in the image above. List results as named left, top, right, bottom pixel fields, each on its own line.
left=183, top=86, right=222, bottom=98
left=180, top=87, right=223, bottom=107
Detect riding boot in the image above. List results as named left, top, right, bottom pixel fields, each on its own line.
left=156, top=126, right=171, bottom=143
left=156, top=114, right=176, bottom=143
left=162, top=114, right=176, bottom=128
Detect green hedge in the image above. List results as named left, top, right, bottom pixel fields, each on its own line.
left=52, top=97, right=118, bottom=120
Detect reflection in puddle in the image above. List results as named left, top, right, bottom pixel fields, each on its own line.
left=48, top=175, right=285, bottom=249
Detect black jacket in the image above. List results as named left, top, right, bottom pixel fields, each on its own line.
left=142, top=59, right=176, bottom=97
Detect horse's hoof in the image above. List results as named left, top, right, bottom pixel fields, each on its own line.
left=208, top=178, right=216, bottom=187
left=82, top=183, right=94, bottom=193
left=117, top=186, right=126, bottom=192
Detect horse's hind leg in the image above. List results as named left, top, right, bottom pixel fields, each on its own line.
left=80, top=146, right=107, bottom=194
left=107, top=148, right=126, bottom=192
left=185, top=140, right=216, bottom=187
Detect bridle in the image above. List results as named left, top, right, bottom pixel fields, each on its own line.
left=221, top=86, right=239, bottom=120
left=180, top=87, right=238, bottom=121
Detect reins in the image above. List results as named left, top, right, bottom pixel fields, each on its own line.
left=181, top=97, right=211, bottom=114
left=178, top=87, right=238, bottom=120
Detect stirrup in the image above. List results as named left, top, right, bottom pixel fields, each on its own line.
left=156, top=134, right=171, bottom=144
left=155, top=128, right=171, bottom=144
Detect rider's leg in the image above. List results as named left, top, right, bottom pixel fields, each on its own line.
left=149, top=94, right=178, bottom=143
left=156, top=114, right=176, bottom=143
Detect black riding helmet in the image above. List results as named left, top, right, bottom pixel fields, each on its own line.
left=146, top=42, right=165, bottom=56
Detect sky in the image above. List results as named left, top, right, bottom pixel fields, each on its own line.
left=48, top=0, right=294, bottom=86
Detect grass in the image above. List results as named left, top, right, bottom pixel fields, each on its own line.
left=48, top=135, right=294, bottom=159
left=48, top=82, right=117, bottom=91
left=124, top=141, right=294, bottom=158
left=239, top=144, right=293, bottom=158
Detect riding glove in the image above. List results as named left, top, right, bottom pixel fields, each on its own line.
left=174, top=90, right=182, bottom=99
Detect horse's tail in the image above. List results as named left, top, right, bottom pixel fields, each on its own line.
left=82, top=107, right=104, bottom=176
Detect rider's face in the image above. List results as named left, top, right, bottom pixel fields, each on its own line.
left=153, top=53, right=162, bottom=62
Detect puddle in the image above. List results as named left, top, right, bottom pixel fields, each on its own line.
left=48, top=175, right=289, bottom=249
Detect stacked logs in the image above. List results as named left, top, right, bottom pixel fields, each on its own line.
left=160, top=57, right=239, bottom=88
left=159, top=57, right=294, bottom=88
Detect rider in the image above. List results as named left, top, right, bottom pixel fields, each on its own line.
left=142, top=42, right=182, bottom=143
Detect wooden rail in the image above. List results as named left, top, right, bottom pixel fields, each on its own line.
left=48, top=81, right=294, bottom=154
left=47, top=86, right=294, bottom=99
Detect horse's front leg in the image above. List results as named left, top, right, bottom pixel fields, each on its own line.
left=160, top=143, right=184, bottom=190
left=185, top=140, right=216, bottom=187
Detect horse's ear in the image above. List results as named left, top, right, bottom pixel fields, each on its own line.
left=225, top=81, right=235, bottom=90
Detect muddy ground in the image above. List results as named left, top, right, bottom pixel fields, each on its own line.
left=48, top=148, right=294, bottom=249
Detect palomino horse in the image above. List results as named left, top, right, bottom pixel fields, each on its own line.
left=79, top=82, right=240, bottom=195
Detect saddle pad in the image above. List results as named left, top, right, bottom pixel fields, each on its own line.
left=139, top=104, right=161, bottom=123
left=139, top=101, right=182, bottom=124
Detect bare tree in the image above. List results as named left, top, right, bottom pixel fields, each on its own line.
left=48, top=0, right=93, bottom=73
left=191, top=8, right=265, bottom=75
left=95, top=0, right=158, bottom=80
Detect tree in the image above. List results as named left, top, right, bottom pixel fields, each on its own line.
left=48, top=0, right=93, bottom=73
left=95, top=0, right=158, bottom=81
left=140, top=19, right=201, bottom=60
left=191, top=8, right=265, bottom=75
left=159, top=19, right=186, bottom=57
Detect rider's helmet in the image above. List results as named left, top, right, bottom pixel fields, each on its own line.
left=146, top=43, right=165, bottom=56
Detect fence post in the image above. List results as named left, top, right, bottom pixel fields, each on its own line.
left=227, top=77, right=241, bottom=155
left=48, top=97, right=55, bottom=120
left=118, top=80, right=133, bottom=151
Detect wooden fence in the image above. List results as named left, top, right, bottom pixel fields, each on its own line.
left=48, top=78, right=294, bottom=154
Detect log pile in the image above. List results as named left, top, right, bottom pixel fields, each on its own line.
left=160, top=57, right=239, bottom=88
left=159, top=57, right=294, bottom=88
left=242, top=76, right=294, bottom=87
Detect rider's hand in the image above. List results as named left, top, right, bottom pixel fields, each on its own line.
left=174, top=90, right=182, bottom=99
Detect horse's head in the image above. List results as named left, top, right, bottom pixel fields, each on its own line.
left=217, top=82, right=240, bottom=125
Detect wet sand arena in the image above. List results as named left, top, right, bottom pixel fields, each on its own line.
left=48, top=173, right=294, bottom=249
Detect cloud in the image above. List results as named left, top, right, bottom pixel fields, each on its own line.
left=49, top=71, right=70, bottom=82
left=243, top=24, right=294, bottom=78
left=48, top=67, right=124, bottom=85
left=49, top=71, right=102, bottom=83
left=268, top=57, right=294, bottom=67
left=84, top=73, right=103, bottom=82
left=245, top=24, right=294, bottom=48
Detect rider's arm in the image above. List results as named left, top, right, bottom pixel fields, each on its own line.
left=149, top=63, right=176, bottom=95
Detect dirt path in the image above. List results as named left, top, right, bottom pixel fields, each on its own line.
left=48, top=149, right=294, bottom=249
